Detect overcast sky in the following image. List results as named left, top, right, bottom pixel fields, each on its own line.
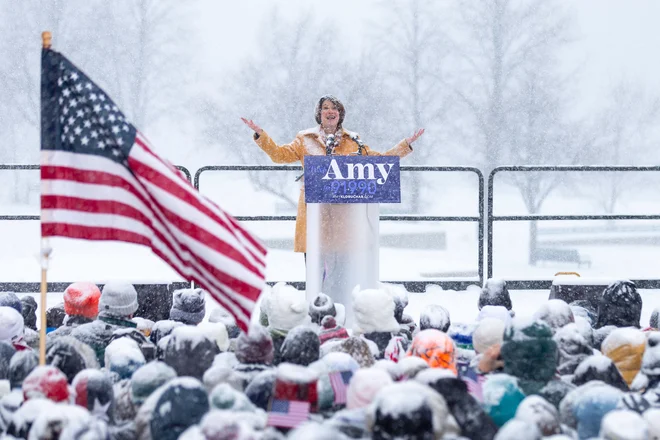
left=195, top=0, right=660, bottom=114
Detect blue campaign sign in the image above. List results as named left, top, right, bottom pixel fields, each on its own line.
left=304, top=155, right=401, bottom=203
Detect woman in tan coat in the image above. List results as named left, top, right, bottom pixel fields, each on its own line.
left=241, top=95, right=424, bottom=255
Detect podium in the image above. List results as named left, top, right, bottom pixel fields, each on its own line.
left=304, top=155, right=400, bottom=329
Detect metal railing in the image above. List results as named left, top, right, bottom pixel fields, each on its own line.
left=488, top=165, right=660, bottom=289
left=195, top=165, right=485, bottom=291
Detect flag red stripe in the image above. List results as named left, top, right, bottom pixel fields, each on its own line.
left=41, top=195, right=152, bottom=226
left=135, top=135, right=267, bottom=256
left=42, top=223, right=151, bottom=247
left=42, top=166, right=257, bottom=325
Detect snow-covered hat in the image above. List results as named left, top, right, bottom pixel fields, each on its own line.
left=63, top=282, right=101, bottom=319
left=266, top=282, right=308, bottom=331
left=0, top=292, right=22, bottom=314
left=346, top=368, right=392, bottom=410
left=420, top=304, right=451, bottom=332
left=472, top=318, right=505, bottom=354
left=352, top=286, right=400, bottom=334
left=22, top=366, right=69, bottom=403
left=130, top=361, right=177, bottom=406
left=601, top=327, right=646, bottom=386
left=0, top=307, right=24, bottom=344
left=477, top=305, right=512, bottom=326
left=197, top=321, right=229, bottom=352
left=104, top=337, right=146, bottom=381
left=99, top=282, right=138, bottom=317
left=533, top=299, right=575, bottom=333
left=170, top=288, right=206, bottom=325
left=479, top=278, right=512, bottom=311
left=599, top=410, right=648, bottom=440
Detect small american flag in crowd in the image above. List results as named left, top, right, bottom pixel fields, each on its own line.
left=328, top=370, right=353, bottom=405
left=461, top=368, right=485, bottom=402
left=40, top=47, right=267, bottom=331
left=266, top=399, right=310, bottom=429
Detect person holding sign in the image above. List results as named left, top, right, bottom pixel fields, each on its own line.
left=241, top=95, right=424, bottom=255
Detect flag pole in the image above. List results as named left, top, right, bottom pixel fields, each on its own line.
left=39, top=31, right=52, bottom=366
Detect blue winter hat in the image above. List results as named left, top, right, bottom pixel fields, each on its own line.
left=0, top=292, right=22, bottom=314
left=573, top=384, right=623, bottom=439
left=482, top=374, right=526, bottom=427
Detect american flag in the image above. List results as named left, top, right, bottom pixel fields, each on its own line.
left=266, top=399, right=310, bottom=428
left=40, top=47, right=267, bottom=332
left=328, top=370, right=353, bottom=405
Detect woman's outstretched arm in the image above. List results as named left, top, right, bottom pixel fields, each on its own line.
left=241, top=117, right=302, bottom=164
left=363, top=128, right=425, bottom=157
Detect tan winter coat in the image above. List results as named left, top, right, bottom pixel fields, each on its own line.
left=254, top=127, right=412, bottom=253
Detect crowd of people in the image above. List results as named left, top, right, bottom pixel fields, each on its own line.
left=0, top=278, right=659, bottom=439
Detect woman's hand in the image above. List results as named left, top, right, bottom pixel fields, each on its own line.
left=478, top=344, right=505, bottom=373
left=406, top=128, right=425, bottom=145
left=241, top=117, right=263, bottom=135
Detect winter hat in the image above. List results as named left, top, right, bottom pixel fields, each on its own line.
left=289, top=422, right=348, bottom=440
left=643, top=409, right=660, bottom=439
left=650, top=307, right=660, bottom=329
left=266, top=282, right=308, bottom=331
left=0, top=307, right=24, bottom=344
left=163, top=326, right=219, bottom=380
left=20, top=296, right=37, bottom=331
left=3, top=398, right=56, bottom=439
left=515, top=395, right=561, bottom=436
left=46, top=303, right=66, bottom=330
left=419, top=305, right=451, bottom=332
left=169, top=288, right=206, bottom=325
left=500, top=319, right=558, bottom=395
left=0, top=292, right=21, bottom=313
left=472, top=318, right=505, bottom=354
left=494, top=419, right=541, bottom=440
left=209, top=382, right=257, bottom=412
left=558, top=380, right=605, bottom=428
left=197, top=321, right=230, bottom=352
left=600, top=409, right=649, bottom=440
left=244, top=369, right=277, bottom=410
left=482, top=374, right=526, bottom=427
left=553, top=323, right=593, bottom=376
left=352, top=286, right=400, bottom=333
left=570, top=299, right=598, bottom=325
left=479, top=278, right=512, bottom=311
left=373, top=359, right=403, bottom=381
left=22, top=365, right=69, bottom=402
left=105, top=337, right=146, bottom=380
left=149, top=319, right=183, bottom=346
left=532, top=299, right=574, bottom=333
left=45, top=337, right=93, bottom=383
left=640, top=331, right=660, bottom=378
left=271, top=363, right=319, bottom=414
left=407, top=329, right=457, bottom=373
left=477, top=305, right=513, bottom=326
left=572, top=354, right=629, bottom=391
left=309, top=293, right=336, bottom=325
left=137, top=377, right=209, bottom=440
left=398, top=356, right=431, bottom=379
left=63, top=282, right=101, bottom=319
left=538, top=379, right=575, bottom=409
left=309, top=352, right=359, bottom=376
left=573, top=384, right=624, bottom=439
left=99, top=282, right=138, bottom=317
left=110, top=327, right=157, bottom=362
left=9, top=350, right=38, bottom=389
left=346, top=368, right=392, bottom=410
left=329, top=336, right=376, bottom=368
left=280, top=326, right=320, bottom=366
left=319, top=315, right=349, bottom=345
left=573, top=315, right=594, bottom=348
left=379, top=282, right=408, bottom=323
left=130, top=361, right=177, bottom=406
left=209, top=306, right=240, bottom=338
left=235, top=324, right=274, bottom=365
left=595, top=280, right=642, bottom=329
left=601, top=327, right=646, bottom=386
left=368, top=381, right=449, bottom=440
left=72, top=369, right=115, bottom=421
left=0, top=342, right=16, bottom=380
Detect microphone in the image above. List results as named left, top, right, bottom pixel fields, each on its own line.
left=325, top=134, right=336, bottom=156
left=351, top=134, right=365, bottom=155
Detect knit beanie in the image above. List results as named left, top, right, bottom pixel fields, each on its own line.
left=482, top=374, right=525, bottom=427
left=309, top=294, right=336, bottom=325
left=601, top=327, right=646, bottom=386
left=169, top=288, right=206, bottom=325
left=472, top=318, right=505, bottom=354
left=46, top=303, right=66, bottom=330
left=595, top=280, right=642, bottom=329
left=266, top=282, right=308, bottom=331
left=130, top=361, right=177, bottom=406
left=408, top=329, right=457, bottom=373
left=22, top=366, right=69, bottom=402
left=99, top=282, right=138, bottom=317
left=235, top=325, right=274, bottom=365
left=479, top=278, right=512, bottom=311
left=500, top=319, right=558, bottom=395
left=0, top=307, right=24, bottom=344
left=477, top=305, right=512, bottom=326
left=319, top=316, right=349, bottom=345
left=64, top=282, right=101, bottom=319
left=0, top=292, right=22, bottom=314
left=346, top=368, right=393, bottom=409
left=20, top=296, right=37, bottom=331
left=419, top=305, right=451, bottom=332
left=197, top=321, right=230, bottom=352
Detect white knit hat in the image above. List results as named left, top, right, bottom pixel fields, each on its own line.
left=0, top=306, right=24, bottom=343
left=472, top=317, right=505, bottom=354
left=267, top=283, right=308, bottom=331
left=99, top=282, right=138, bottom=317
left=346, top=368, right=393, bottom=409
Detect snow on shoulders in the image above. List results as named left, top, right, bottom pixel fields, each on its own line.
left=172, top=325, right=209, bottom=350
left=574, top=354, right=614, bottom=375
left=600, top=410, right=648, bottom=439
left=276, top=362, right=319, bottom=384
left=371, top=382, right=433, bottom=416
left=601, top=327, right=646, bottom=353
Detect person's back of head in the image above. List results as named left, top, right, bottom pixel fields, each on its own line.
left=479, top=278, right=512, bottom=311
left=19, top=296, right=37, bottom=331
left=419, top=304, right=451, bottom=332
left=169, top=288, right=206, bottom=325
left=9, top=350, right=39, bottom=389
left=99, top=282, right=138, bottom=319
left=63, top=282, right=101, bottom=320
left=0, top=307, right=25, bottom=347
left=595, top=280, right=642, bottom=329
left=0, top=292, right=22, bottom=314
left=46, top=303, right=66, bottom=331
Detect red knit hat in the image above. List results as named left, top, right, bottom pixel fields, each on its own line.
left=23, top=365, right=70, bottom=402
left=63, top=282, right=101, bottom=319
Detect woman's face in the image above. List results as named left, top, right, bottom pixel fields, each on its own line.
left=320, top=100, right=340, bottom=130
